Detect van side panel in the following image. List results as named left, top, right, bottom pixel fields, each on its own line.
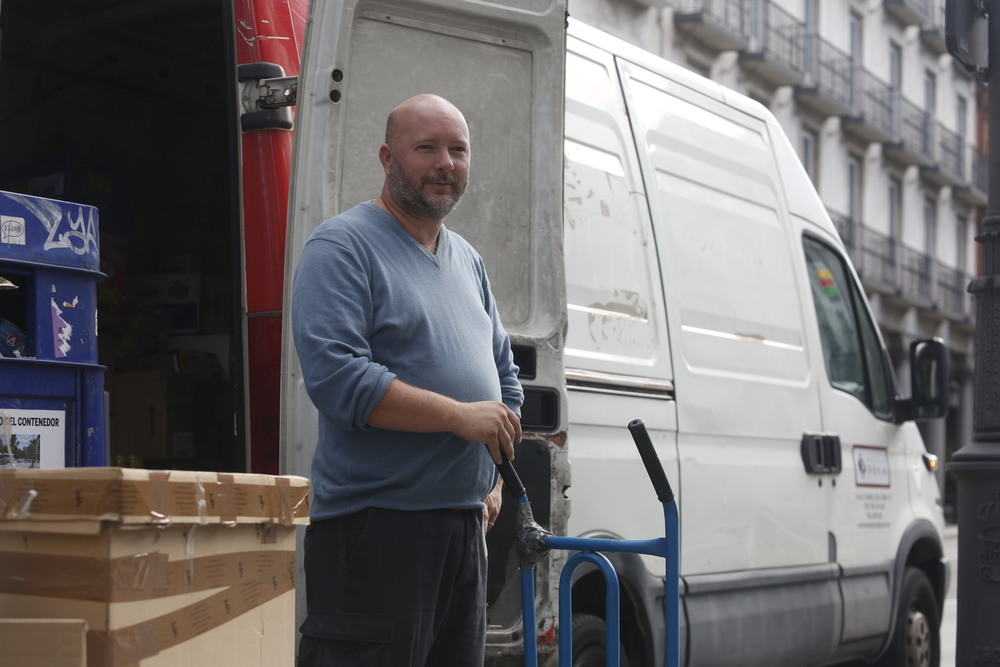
left=617, top=59, right=828, bottom=574
left=612, top=51, right=844, bottom=666
left=563, top=26, right=843, bottom=665
left=562, top=21, right=945, bottom=667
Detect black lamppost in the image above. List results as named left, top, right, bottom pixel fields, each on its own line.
left=947, top=2, right=1000, bottom=664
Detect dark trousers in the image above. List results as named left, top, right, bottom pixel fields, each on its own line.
left=297, top=508, right=487, bottom=667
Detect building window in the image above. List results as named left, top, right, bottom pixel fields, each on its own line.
left=888, top=175, right=903, bottom=290
left=889, top=43, right=902, bottom=133
left=849, top=12, right=863, bottom=105
left=848, top=155, right=862, bottom=222
left=956, top=95, right=969, bottom=180
left=924, top=198, right=937, bottom=256
left=801, top=128, right=818, bottom=184
left=889, top=176, right=902, bottom=239
left=956, top=216, right=968, bottom=273
left=804, top=0, right=819, bottom=76
left=924, top=70, right=936, bottom=153
left=924, top=70, right=937, bottom=116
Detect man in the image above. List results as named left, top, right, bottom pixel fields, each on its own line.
left=292, top=94, right=523, bottom=666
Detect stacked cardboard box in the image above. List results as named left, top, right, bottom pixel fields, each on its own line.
left=0, top=619, right=87, bottom=666
left=0, top=468, right=310, bottom=667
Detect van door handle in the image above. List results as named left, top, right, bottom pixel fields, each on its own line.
left=801, top=433, right=842, bottom=474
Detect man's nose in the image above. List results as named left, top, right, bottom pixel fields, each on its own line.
left=433, top=148, right=454, bottom=172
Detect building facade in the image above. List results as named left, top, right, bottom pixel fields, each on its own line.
left=568, top=0, right=985, bottom=520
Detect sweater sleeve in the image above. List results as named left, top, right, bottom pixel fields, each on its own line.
left=291, top=234, right=396, bottom=430
left=477, top=258, right=524, bottom=416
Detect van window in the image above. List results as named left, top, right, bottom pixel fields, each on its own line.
left=803, top=237, right=894, bottom=418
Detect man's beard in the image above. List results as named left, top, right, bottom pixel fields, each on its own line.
left=387, top=160, right=466, bottom=220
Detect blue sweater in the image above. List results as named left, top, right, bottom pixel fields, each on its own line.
left=292, top=202, right=523, bottom=521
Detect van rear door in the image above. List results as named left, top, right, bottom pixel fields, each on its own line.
left=280, top=0, right=568, bottom=655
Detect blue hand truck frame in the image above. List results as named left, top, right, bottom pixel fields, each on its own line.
left=495, top=418, right=680, bottom=667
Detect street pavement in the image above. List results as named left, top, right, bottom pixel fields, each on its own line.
left=942, top=523, right=957, bottom=667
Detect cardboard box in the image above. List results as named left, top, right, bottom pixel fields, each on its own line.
left=0, top=468, right=310, bottom=667
left=0, top=619, right=87, bottom=667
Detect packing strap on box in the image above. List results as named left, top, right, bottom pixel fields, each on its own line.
left=85, top=551, right=296, bottom=667
left=0, top=549, right=295, bottom=602
left=0, top=470, right=309, bottom=526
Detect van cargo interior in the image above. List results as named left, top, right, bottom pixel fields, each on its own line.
left=0, top=0, right=244, bottom=471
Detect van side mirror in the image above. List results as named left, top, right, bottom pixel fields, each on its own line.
left=897, top=338, right=949, bottom=422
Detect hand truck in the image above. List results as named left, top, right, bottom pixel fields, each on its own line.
left=495, top=418, right=680, bottom=667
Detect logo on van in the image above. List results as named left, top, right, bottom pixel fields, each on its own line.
left=853, top=445, right=890, bottom=487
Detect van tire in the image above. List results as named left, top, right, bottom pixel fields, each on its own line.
left=571, top=613, right=631, bottom=667
left=875, top=567, right=940, bottom=667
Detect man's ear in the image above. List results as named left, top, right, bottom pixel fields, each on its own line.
left=378, top=143, right=392, bottom=174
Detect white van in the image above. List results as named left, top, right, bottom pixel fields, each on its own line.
left=284, top=8, right=948, bottom=664
left=0, top=0, right=949, bottom=664
left=557, top=19, right=949, bottom=667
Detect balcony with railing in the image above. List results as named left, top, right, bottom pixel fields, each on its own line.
left=843, top=67, right=895, bottom=143
left=884, top=94, right=935, bottom=166
left=675, top=0, right=751, bottom=52
left=739, top=0, right=806, bottom=87
left=973, top=144, right=989, bottom=198
left=898, top=244, right=933, bottom=305
left=831, top=211, right=974, bottom=320
left=919, top=0, right=947, bottom=54
left=922, top=123, right=966, bottom=188
left=884, top=0, right=931, bottom=27
left=853, top=223, right=898, bottom=291
left=936, top=261, right=970, bottom=317
left=795, top=34, right=854, bottom=116
left=957, top=142, right=990, bottom=207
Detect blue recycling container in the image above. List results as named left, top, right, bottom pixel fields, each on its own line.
left=0, top=191, right=106, bottom=467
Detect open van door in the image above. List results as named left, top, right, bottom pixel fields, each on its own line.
left=235, top=0, right=308, bottom=476
left=279, top=0, right=568, bottom=659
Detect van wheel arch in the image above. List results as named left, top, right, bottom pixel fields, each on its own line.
left=874, top=567, right=940, bottom=667
left=876, top=520, right=946, bottom=663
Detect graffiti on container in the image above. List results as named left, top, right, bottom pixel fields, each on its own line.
left=0, top=216, right=26, bottom=245
left=50, top=298, right=73, bottom=358
left=2, top=193, right=98, bottom=257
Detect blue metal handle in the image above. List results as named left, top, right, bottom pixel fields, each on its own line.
left=558, top=552, right=621, bottom=667
left=515, top=420, right=680, bottom=667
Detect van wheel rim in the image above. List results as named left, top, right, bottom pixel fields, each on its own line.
left=905, top=608, right=931, bottom=667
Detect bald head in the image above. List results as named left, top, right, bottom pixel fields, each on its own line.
left=384, top=94, right=470, bottom=149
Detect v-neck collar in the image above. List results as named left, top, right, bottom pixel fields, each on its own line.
left=365, top=201, right=447, bottom=263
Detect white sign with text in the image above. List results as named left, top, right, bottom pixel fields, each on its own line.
left=0, top=409, right=66, bottom=468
